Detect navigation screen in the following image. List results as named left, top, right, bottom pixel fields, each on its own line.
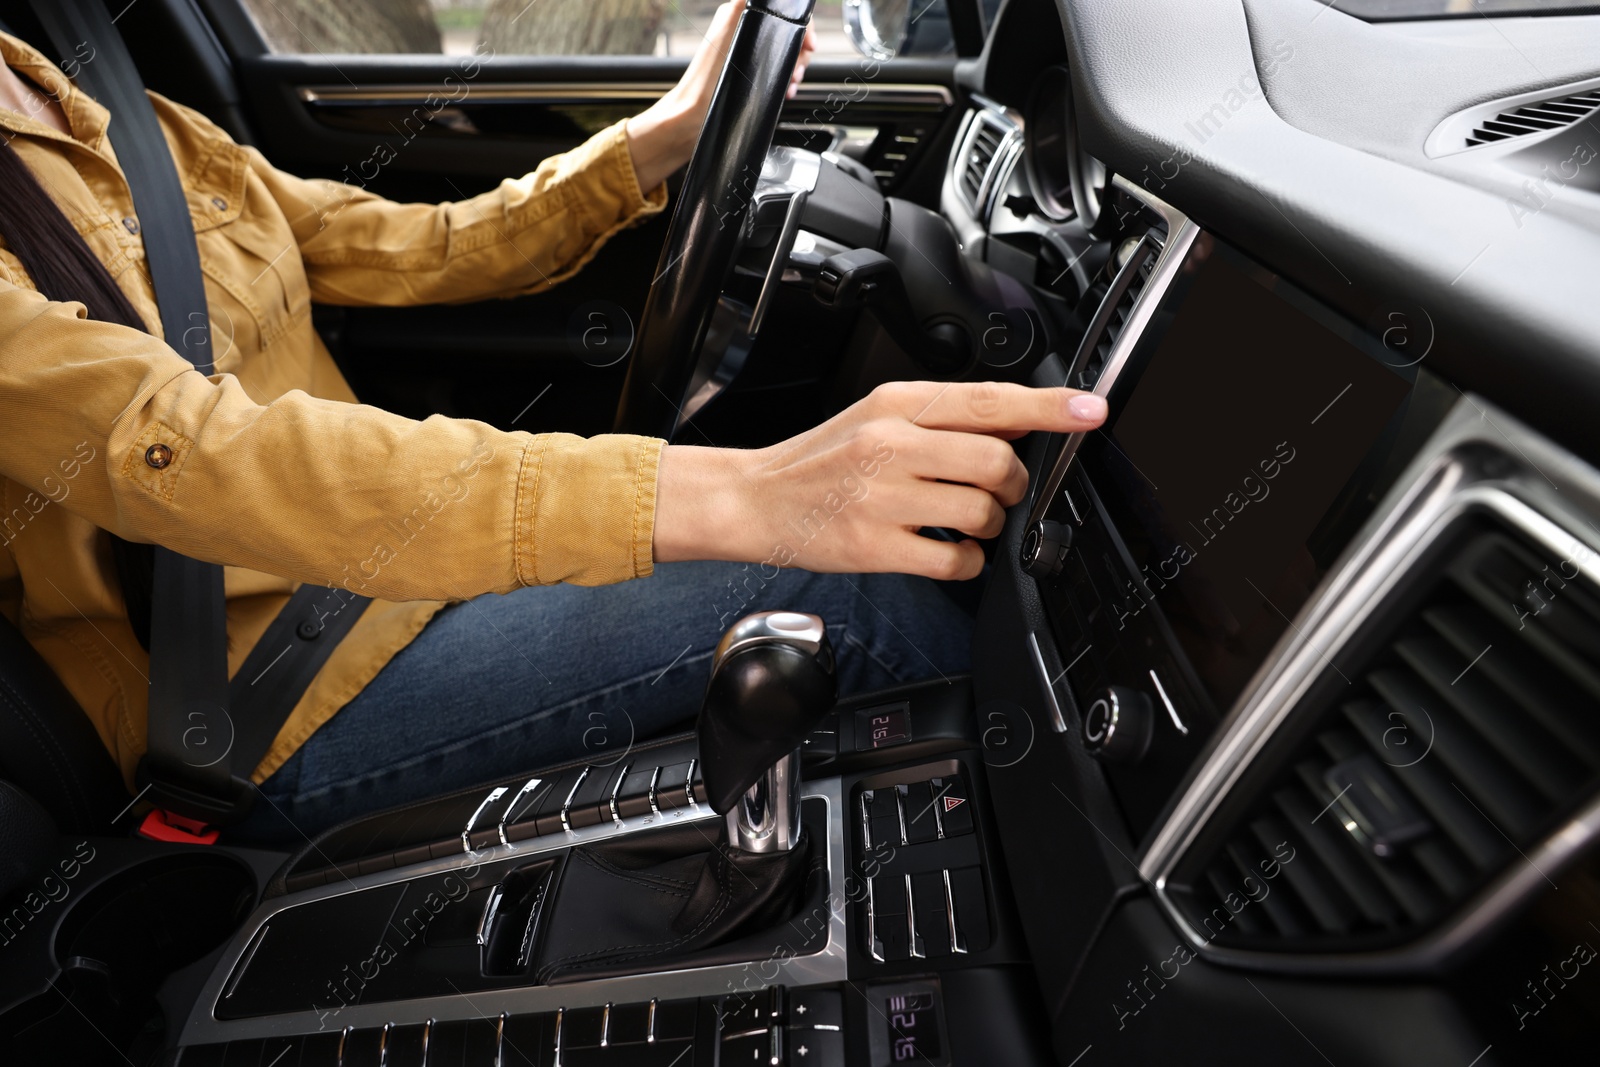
left=1080, top=235, right=1413, bottom=708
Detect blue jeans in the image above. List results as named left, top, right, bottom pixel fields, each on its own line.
left=232, top=562, right=973, bottom=845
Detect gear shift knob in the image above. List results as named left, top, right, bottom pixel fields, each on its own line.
left=697, top=611, right=836, bottom=853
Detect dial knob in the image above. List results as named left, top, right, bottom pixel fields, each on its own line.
left=1020, top=519, right=1073, bottom=579
left=1081, top=686, right=1154, bottom=765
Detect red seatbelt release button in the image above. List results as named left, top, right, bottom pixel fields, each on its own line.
left=138, top=808, right=220, bottom=845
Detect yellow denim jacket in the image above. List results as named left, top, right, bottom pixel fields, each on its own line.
left=0, top=32, right=667, bottom=788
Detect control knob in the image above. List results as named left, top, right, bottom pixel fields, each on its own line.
left=1081, top=686, right=1154, bottom=765
left=1020, top=519, right=1073, bottom=579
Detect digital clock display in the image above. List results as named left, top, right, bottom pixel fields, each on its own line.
left=855, top=703, right=912, bottom=751
left=886, top=991, right=941, bottom=1060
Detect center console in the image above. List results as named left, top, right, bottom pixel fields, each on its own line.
left=171, top=648, right=1047, bottom=1065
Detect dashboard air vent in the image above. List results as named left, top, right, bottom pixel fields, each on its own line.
left=958, top=111, right=1010, bottom=212
left=1464, top=88, right=1600, bottom=147
left=1068, top=238, right=1158, bottom=391
left=1169, top=524, right=1600, bottom=954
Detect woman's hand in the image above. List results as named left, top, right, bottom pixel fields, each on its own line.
left=626, top=1, right=817, bottom=191
left=653, top=382, right=1110, bottom=581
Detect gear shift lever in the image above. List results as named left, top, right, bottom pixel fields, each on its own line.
left=697, top=611, right=836, bottom=853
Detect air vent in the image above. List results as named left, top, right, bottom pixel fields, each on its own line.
left=957, top=110, right=1013, bottom=215
left=1464, top=88, right=1600, bottom=147
left=1168, top=523, right=1600, bottom=954
left=1068, top=238, right=1159, bottom=392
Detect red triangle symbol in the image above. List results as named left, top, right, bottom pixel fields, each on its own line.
left=943, top=796, right=966, bottom=813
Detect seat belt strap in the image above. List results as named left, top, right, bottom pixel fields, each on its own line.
left=29, top=0, right=370, bottom=832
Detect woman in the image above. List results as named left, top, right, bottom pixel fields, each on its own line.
left=0, top=4, right=1107, bottom=843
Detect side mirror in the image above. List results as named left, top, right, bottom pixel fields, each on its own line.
left=843, top=0, right=911, bottom=60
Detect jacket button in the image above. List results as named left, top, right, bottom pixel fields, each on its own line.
left=144, top=443, right=173, bottom=469
left=122, top=216, right=140, bottom=235
left=211, top=197, right=227, bottom=211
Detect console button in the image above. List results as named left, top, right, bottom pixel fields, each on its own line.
left=615, top=766, right=659, bottom=820
left=1082, top=685, right=1155, bottom=765
left=900, top=783, right=939, bottom=844
left=787, top=988, right=843, bottom=1029
left=564, top=768, right=616, bottom=831
left=605, top=1000, right=650, bottom=1045
left=338, top=1027, right=384, bottom=1067
left=787, top=1028, right=845, bottom=1065
left=909, top=871, right=952, bottom=958
left=718, top=991, right=767, bottom=1034
left=499, top=1014, right=546, bottom=1067
left=654, top=762, right=694, bottom=810
left=868, top=875, right=911, bottom=962
left=650, top=998, right=699, bottom=1042
left=929, top=776, right=972, bottom=838
left=177, top=1045, right=226, bottom=1066
left=721, top=1026, right=781, bottom=1065
left=530, top=768, right=584, bottom=836
left=947, top=867, right=993, bottom=953
left=382, top=1024, right=428, bottom=1067
left=866, top=788, right=902, bottom=849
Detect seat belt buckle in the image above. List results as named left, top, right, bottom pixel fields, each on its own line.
left=138, top=808, right=221, bottom=845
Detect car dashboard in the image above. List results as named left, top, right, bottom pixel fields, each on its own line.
left=58, top=3, right=1600, bottom=1066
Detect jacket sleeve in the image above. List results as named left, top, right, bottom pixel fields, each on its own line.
left=247, top=120, right=668, bottom=306
left=0, top=273, right=663, bottom=599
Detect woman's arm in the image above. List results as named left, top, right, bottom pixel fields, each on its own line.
left=655, top=383, right=1107, bottom=581
left=245, top=1, right=810, bottom=308
left=0, top=277, right=1104, bottom=599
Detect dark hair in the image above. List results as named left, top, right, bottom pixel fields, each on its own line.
left=0, top=132, right=156, bottom=647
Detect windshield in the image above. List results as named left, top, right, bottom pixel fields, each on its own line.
left=1337, top=0, right=1600, bottom=18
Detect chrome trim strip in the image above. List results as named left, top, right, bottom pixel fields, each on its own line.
left=607, top=763, right=630, bottom=825
left=1148, top=669, right=1186, bottom=736
left=646, top=998, right=657, bottom=1043
left=865, top=876, right=884, bottom=963
left=905, top=873, right=924, bottom=959
left=748, top=189, right=808, bottom=335
left=476, top=883, right=503, bottom=948
left=1027, top=214, right=1199, bottom=528
left=646, top=765, right=663, bottom=816
left=1026, top=630, right=1069, bottom=734
left=498, top=778, right=543, bottom=847
left=463, top=786, right=508, bottom=853
left=180, top=781, right=847, bottom=1044
left=893, top=786, right=908, bottom=846
left=942, top=869, right=966, bottom=955
left=221, top=925, right=267, bottom=1002
left=559, top=767, right=590, bottom=833
left=296, top=82, right=952, bottom=107
left=1141, top=397, right=1600, bottom=973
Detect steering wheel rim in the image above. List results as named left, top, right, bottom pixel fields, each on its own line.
left=613, top=0, right=817, bottom=439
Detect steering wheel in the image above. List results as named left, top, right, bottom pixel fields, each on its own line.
left=613, top=0, right=817, bottom=439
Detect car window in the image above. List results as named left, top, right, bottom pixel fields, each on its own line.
left=234, top=0, right=942, bottom=58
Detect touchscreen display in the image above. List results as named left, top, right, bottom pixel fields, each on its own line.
left=1080, top=235, right=1412, bottom=708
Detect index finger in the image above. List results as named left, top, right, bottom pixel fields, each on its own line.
left=875, top=381, right=1108, bottom=435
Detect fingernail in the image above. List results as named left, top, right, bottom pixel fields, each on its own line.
left=1069, top=393, right=1107, bottom=422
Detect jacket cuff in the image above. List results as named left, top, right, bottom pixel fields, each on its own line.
left=562, top=119, right=668, bottom=233
left=515, top=432, right=663, bottom=587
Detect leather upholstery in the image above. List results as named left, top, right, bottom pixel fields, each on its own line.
left=535, top=806, right=828, bottom=985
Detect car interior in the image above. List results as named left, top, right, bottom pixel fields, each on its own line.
left=2, top=0, right=1600, bottom=1064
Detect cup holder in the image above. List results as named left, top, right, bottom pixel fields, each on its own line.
left=55, top=851, right=256, bottom=981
